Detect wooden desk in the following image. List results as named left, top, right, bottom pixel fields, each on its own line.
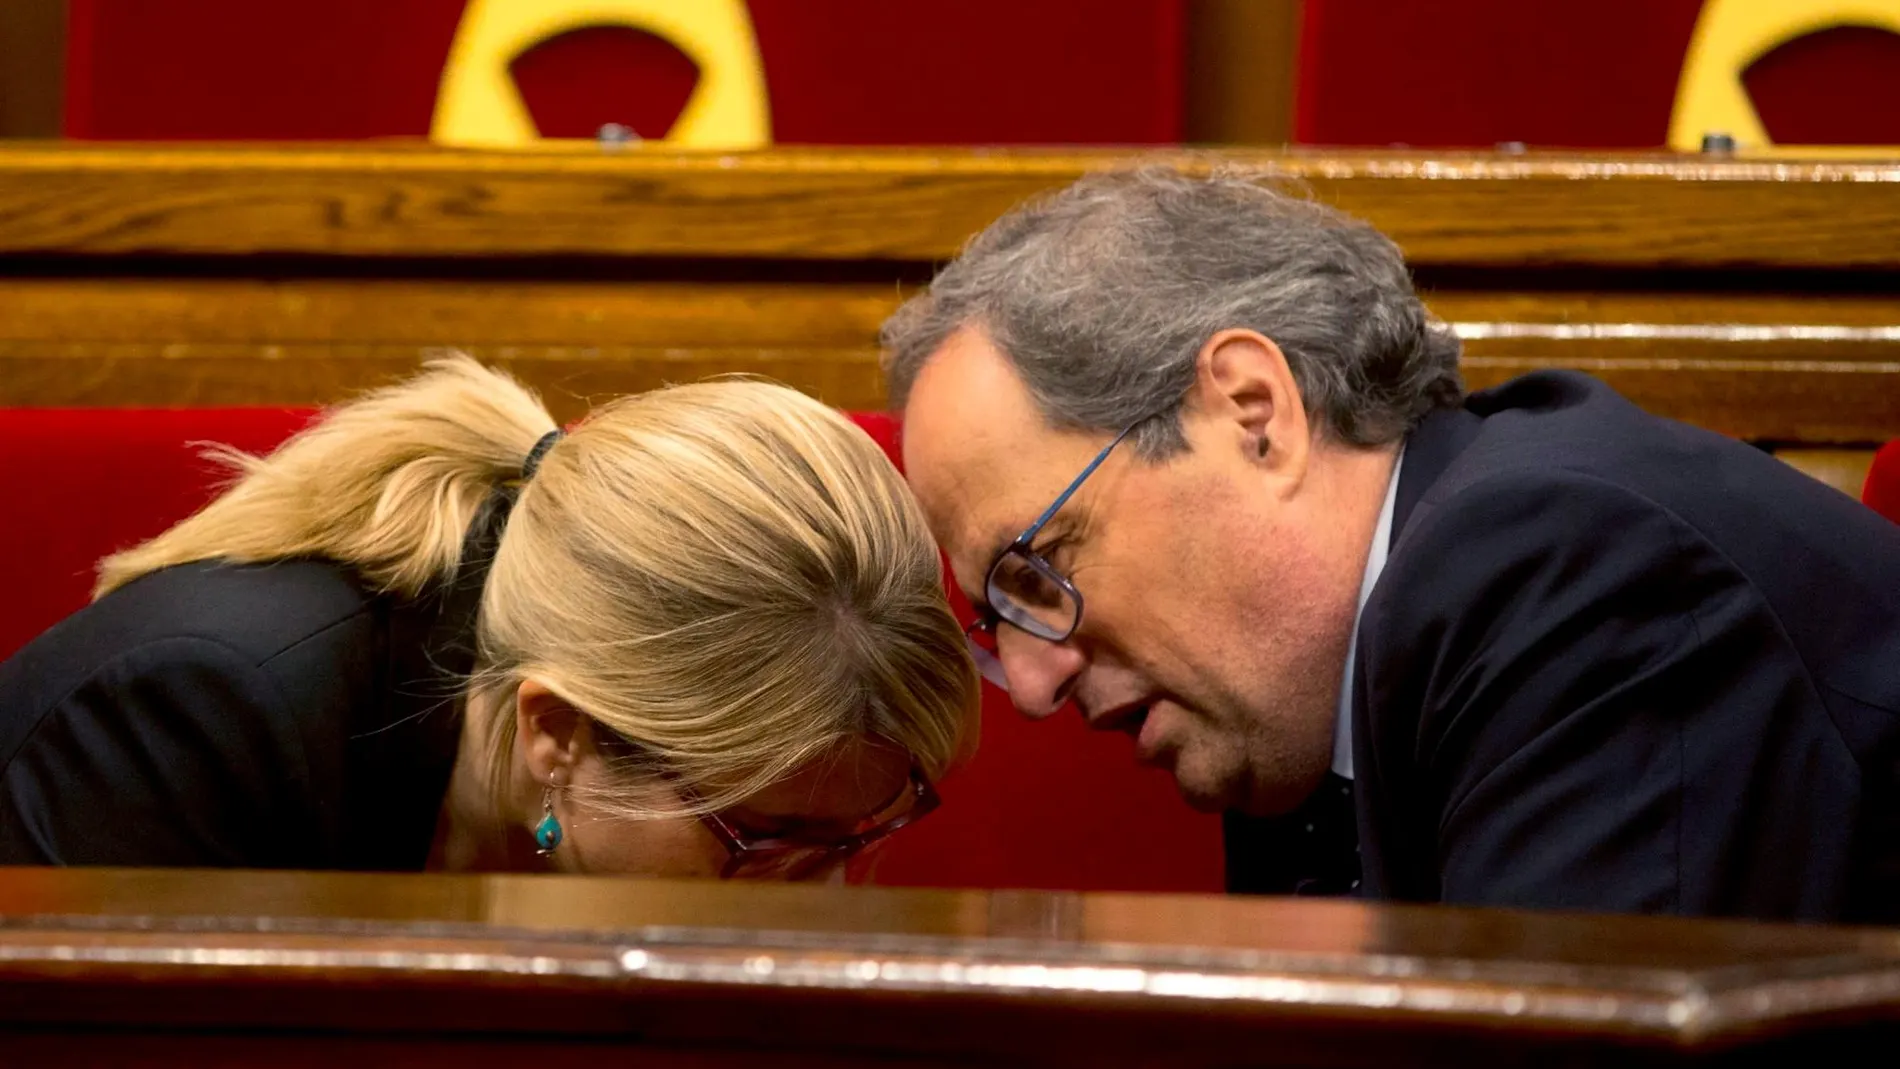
left=0, top=868, right=1896, bottom=1066
left=0, top=144, right=1895, bottom=488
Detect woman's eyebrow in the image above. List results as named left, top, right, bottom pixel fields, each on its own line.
left=726, top=810, right=857, bottom=839
left=733, top=789, right=904, bottom=833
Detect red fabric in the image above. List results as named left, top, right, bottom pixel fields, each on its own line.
left=1295, top=0, right=1705, bottom=148
left=1295, top=0, right=1900, bottom=149
left=64, top=0, right=1184, bottom=145
left=1863, top=440, right=1900, bottom=524
left=510, top=28, right=700, bottom=141
left=1743, top=25, right=1900, bottom=146
left=0, top=408, right=317, bottom=663
left=0, top=406, right=1223, bottom=893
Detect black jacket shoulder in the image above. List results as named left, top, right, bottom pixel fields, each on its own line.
left=1353, top=371, right=1900, bottom=922
left=0, top=559, right=463, bottom=869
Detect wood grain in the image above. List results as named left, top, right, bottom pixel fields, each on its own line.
left=1774, top=449, right=1877, bottom=497
left=3, top=277, right=1897, bottom=442
left=0, top=143, right=1898, bottom=266
left=0, top=278, right=897, bottom=347
left=0, top=145, right=1895, bottom=446
left=0, top=279, right=894, bottom=415
left=1184, top=0, right=1300, bottom=145
left=1431, top=291, right=1900, bottom=443
left=1, top=867, right=1899, bottom=1067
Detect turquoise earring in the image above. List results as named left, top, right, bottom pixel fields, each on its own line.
left=533, top=784, right=563, bottom=855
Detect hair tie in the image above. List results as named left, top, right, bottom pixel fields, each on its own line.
left=522, top=429, right=564, bottom=480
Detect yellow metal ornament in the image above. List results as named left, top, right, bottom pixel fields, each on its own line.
left=432, top=0, right=771, bottom=149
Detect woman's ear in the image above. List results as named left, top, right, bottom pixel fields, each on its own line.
left=515, top=678, right=585, bottom=786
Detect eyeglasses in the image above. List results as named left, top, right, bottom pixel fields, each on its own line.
left=671, top=761, right=940, bottom=880
left=965, top=417, right=1150, bottom=692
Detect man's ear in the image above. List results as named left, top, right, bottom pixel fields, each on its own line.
left=515, top=678, right=587, bottom=787
left=1188, top=328, right=1311, bottom=490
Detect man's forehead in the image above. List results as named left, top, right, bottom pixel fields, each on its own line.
left=898, top=328, right=1052, bottom=554
left=899, top=328, right=1133, bottom=587
left=901, top=328, right=1037, bottom=450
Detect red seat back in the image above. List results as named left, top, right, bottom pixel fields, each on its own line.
left=1863, top=440, right=1900, bottom=524
left=0, top=407, right=1223, bottom=893
left=0, top=408, right=318, bottom=663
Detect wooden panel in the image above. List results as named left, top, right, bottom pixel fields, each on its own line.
left=0, top=1, right=63, bottom=138
left=1, top=868, right=1899, bottom=1066
left=0, top=345, right=885, bottom=420
left=0, top=278, right=896, bottom=347
left=1184, top=0, right=1301, bottom=145
left=0, top=145, right=1894, bottom=445
left=0, top=279, right=894, bottom=415
left=1, top=144, right=1899, bottom=267
left=1775, top=449, right=1877, bottom=497
left=4, top=277, right=1899, bottom=443
left=1431, top=291, right=1900, bottom=443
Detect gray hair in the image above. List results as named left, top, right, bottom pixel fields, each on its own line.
left=881, top=167, right=1464, bottom=456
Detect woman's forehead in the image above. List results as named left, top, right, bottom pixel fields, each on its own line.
left=735, top=739, right=912, bottom=822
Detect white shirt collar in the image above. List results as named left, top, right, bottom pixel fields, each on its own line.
left=1332, top=449, right=1403, bottom=780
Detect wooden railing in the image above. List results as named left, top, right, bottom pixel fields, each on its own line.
left=0, top=143, right=1896, bottom=484
left=1, top=868, right=1897, bottom=1066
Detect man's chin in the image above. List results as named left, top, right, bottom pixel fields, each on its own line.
left=1168, top=744, right=1331, bottom=816
left=1169, top=765, right=1245, bottom=814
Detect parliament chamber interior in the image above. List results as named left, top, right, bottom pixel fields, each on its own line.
left=1, top=1, right=1899, bottom=1065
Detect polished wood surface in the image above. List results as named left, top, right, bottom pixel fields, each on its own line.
left=1430, top=290, right=1900, bottom=444
left=1776, top=449, right=1878, bottom=497
left=0, top=278, right=892, bottom=416
left=0, top=144, right=1895, bottom=450
left=5, top=276, right=1896, bottom=444
left=0, top=143, right=1898, bottom=266
left=1, top=868, right=1898, bottom=1066
left=0, top=1, right=63, bottom=139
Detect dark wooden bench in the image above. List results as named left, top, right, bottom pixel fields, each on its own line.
left=0, top=144, right=1894, bottom=489
left=1, top=867, right=1896, bottom=1066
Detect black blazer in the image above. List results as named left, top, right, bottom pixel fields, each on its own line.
left=0, top=558, right=472, bottom=869
left=1231, top=371, right=1900, bottom=923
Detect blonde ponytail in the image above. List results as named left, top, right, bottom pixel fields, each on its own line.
left=95, top=357, right=556, bottom=599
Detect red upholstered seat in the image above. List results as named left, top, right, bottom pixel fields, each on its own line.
left=0, top=407, right=319, bottom=663
left=1863, top=440, right=1900, bottom=524
left=0, top=407, right=1223, bottom=892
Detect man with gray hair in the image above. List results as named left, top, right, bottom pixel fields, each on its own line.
left=884, top=167, right=1900, bottom=922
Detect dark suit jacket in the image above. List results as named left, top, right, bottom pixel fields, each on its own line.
left=0, top=558, right=471, bottom=869
left=1231, top=371, right=1900, bottom=923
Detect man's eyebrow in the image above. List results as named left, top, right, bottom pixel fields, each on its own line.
left=970, top=523, right=1019, bottom=582
left=979, top=532, right=1014, bottom=570
left=1019, top=514, right=1080, bottom=556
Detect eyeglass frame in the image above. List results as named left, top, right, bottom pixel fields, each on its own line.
left=667, top=760, right=940, bottom=880
left=965, top=415, right=1153, bottom=688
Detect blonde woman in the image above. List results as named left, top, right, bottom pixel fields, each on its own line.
left=0, top=359, right=974, bottom=877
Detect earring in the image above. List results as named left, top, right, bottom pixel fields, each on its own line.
left=1257, top=435, right=1271, bottom=458
left=533, top=783, right=563, bottom=856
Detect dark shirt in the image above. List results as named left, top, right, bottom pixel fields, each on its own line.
left=0, top=558, right=470, bottom=869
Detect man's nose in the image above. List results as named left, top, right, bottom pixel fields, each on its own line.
left=998, top=625, right=1085, bottom=720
